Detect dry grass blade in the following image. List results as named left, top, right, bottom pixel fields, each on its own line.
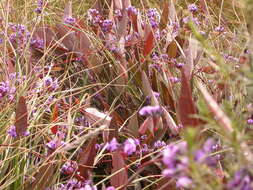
left=15, top=96, right=28, bottom=136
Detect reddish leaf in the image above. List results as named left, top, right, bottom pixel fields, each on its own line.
left=55, top=24, right=78, bottom=52
left=162, top=107, right=179, bottom=135
left=160, top=82, right=175, bottom=111
left=199, top=66, right=217, bottom=74
left=167, top=40, right=178, bottom=58
left=77, top=137, right=97, bottom=179
left=51, top=104, right=58, bottom=134
left=159, top=1, right=169, bottom=30
left=127, top=114, right=139, bottom=137
left=178, top=68, right=199, bottom=127
left=15, top=96, right=28, bottom=136
left=111, top=151, right=128, bottom=190
left=143, top=27, right=154, bottom=56
left=25, top=156, right=56, bottom=190
left=139, top=116, right=153, bottom=135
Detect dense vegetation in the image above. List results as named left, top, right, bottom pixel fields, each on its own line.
left=1, top=0, right=253, bottom=189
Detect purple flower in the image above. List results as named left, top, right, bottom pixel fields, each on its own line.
left=7, top=125, right=17, bottom=138
left=188, top=4, right=198, bottom=12
left=194, top=138, right=221, bottom=167
left=61, top=161, right=77, bottom=175
left=30, top=38, right=44, bottom=49
left=154, top=140, right=166, bottom=149
left=169, top=77, right=180, bottom=84
left=177, top=176, right=193, bottom=188
left=227, top=167, right=253, bottom=190
left=124, top=138, right=139, bottom=155
left=126, top=6, right=137, bottom=16
left=248, top=119, right=253, bottom=125
left=106, top=187, right=116, bottom=190
left=106, top=138, right=120, bottom=152
left=139, top=106, right=163, bottom=117
left=101, top=20, right=113, bottom=33
left=64, top=16, right=76, bottom=25
left=114, top=9, right=122, bottom=19
left=215, top=26, right=225, bottom=33
left=44, top=76, right=53, bottom=87
left=88, top=9, right=102, bottom=25
left=46, top=140, right=65, bottom=150
left=162, top=141, right=188, bottom=178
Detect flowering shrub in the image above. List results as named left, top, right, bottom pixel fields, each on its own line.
left=1, top=0, right=253, bottom=189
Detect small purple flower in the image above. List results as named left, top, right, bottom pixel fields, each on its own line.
left=139, top=106, right=163, bottom=117
left=30, top=38, right=44, bottom=49
left=101, top=20, right=113, bottom=33
left=61, top=161, right=77, bottom=175
left=114, top=9, right=122, bottom=19
left=124, top=138, right=139, bottom=155
left=46, top=140, right=65, bottom=150
left=106, top=187, right=116, bottom=190
left=177, top=176, right=193, bottom=188
left=126, top=6, right=137, bottom=16
left=215, top=26, right=225, bottom=33
left=88, top=9, right=102, bottom=25
left=44, top=76, right=53, bottom=87
left=154, top=140, right=166, bottom=149
left=188, top=4, right=198, bottom=12
left=227, top=167, right=253, bottom=190
left=169, top=77, right=180, bottom=84
left=64, top=16, right=76, bottom=25
left=247, top=119, right=253, bottom=125
left=106, top=138, right=120, bottom=152
left=194, top=138, right=221, bottom=167
left=7, top=125, right=17, bottom=138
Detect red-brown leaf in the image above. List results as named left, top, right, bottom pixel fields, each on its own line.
left=159, top=1, right=169, bottom=30
left=178, top=68, right=199, bottom=127
left=111, top=151, right=128, bottom=190
left=139, top=116, right=153, bottom=135
left=15, top=96, right=28, bottom=136
left=77, top=137, right=97, bottom=179
left=25, top=156, right=56, bottom=190
left=143, top=27, right=154, bottom=56
left=51, top=104, right=58, bottom=134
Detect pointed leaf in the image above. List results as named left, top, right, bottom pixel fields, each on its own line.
left=78, top=137, right=97, bottom=179
left=51, top=103, right=58, bottom=134
left=127, top=114, right=139, bottom=137
left=162, top=107, right=179, bottom=135
left=139, top=116, right=153, bottom=135
left=143, top=27, right=154, bottom=56
left=141, top=71, right=159, bottom=106
left=178, top=67, right=199, bottom=127
left=15, top=96, right=28, bottom=136
left=25, top=157, right=56, bottom=190
left=159, top=1, right=169, bottom=30
left=111, top=151, right=128, bottom=190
